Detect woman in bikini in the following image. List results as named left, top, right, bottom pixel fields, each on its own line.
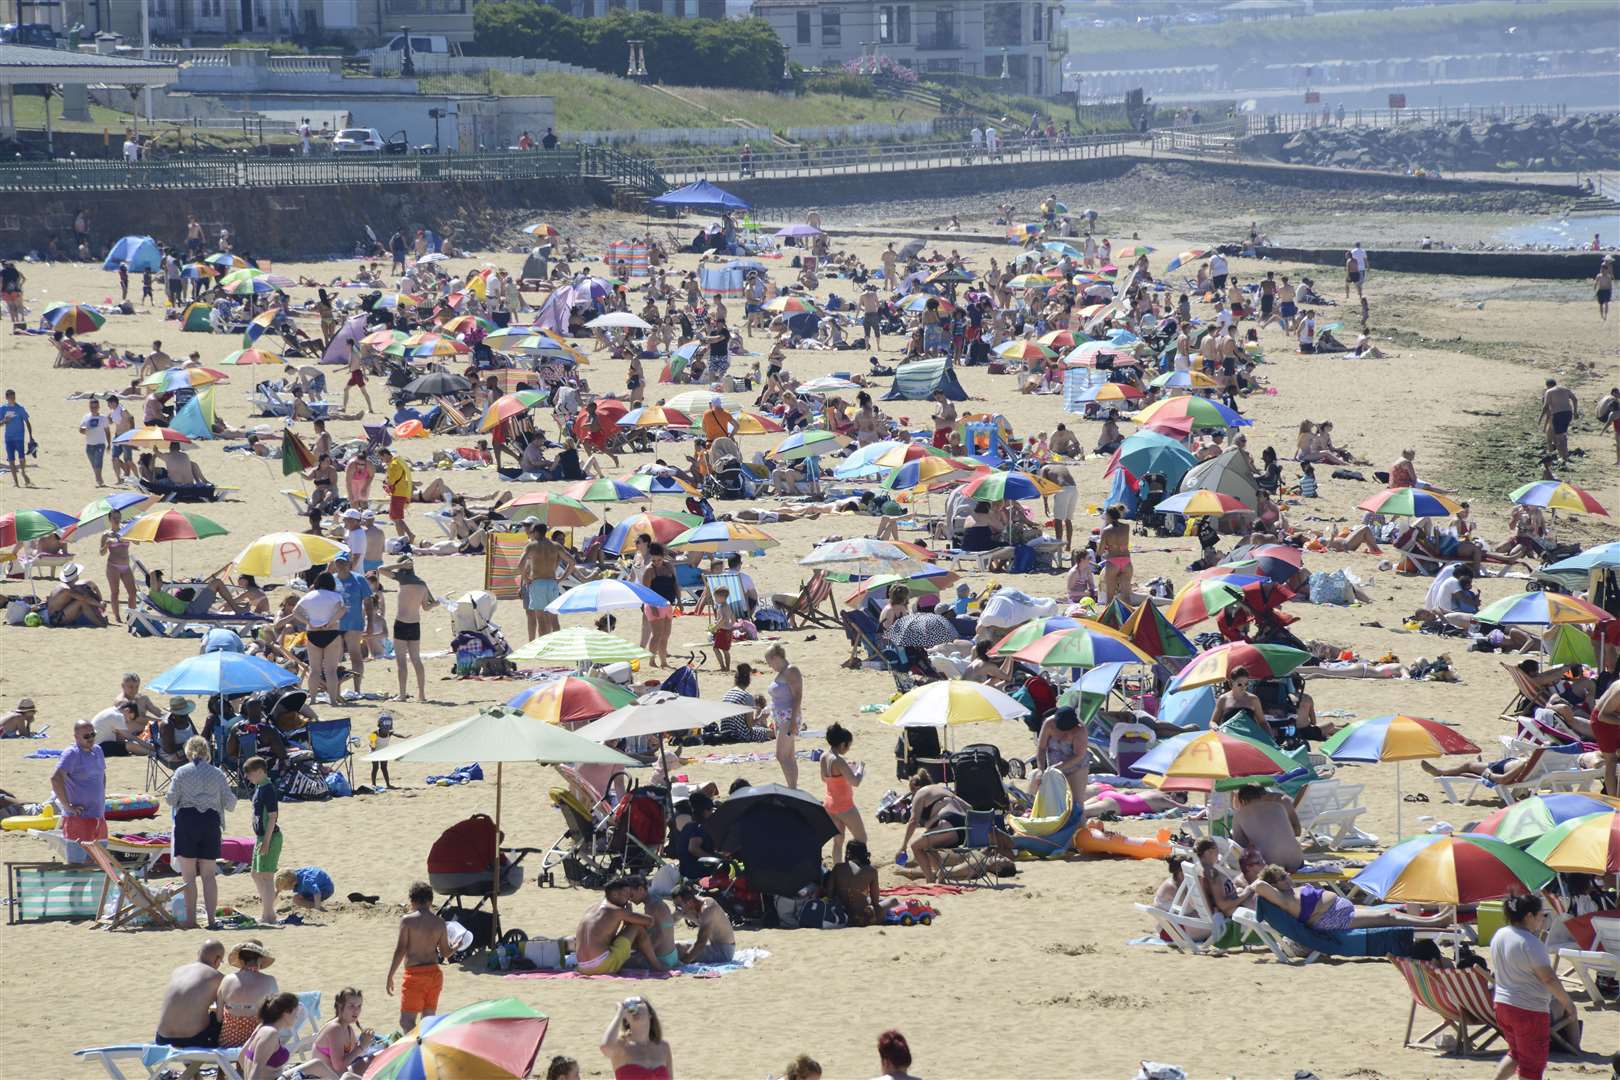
left=600, top=997, right=672, bottom=1080
left=1099, top=504, right=1133, bottom=606
left=305, top=986, right=375, bottom=1079
left=640, top=543, right=679, bottom=669
left=100, top=508, right=138, bottom=624
left=1210, top=667, right=1267, bottom=737
left=1239, top=865, right=1454, bottom=930
left=241, top=992, right=302, bottom=1080
left=898, top=772, right=973, bottom=884
left=1033, top=706, right=1090, bottom=816
left=820, top=722, right=866, bottom=864
left=764, top=643, right=803, bottom=789
left=344, top=452, right=373, bottom=510
left=282, top=572, right=346, bottom=705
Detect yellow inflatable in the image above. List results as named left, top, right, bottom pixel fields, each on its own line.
left=1072, top=823, right=1174, bottom=860
left=1, top=805, right=57, bottom=831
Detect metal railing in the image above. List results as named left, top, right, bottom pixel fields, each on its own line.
left=0, top=149, right=594, bottom=192
left=1241, top=103, right=1572, bottom=135
left=654, top=131, right=1141, bottom=186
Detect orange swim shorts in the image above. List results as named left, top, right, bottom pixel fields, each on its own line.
left=400, top=964, right=443, bottom=1016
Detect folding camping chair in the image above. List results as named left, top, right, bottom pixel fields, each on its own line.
left=301, top=717, right=356, bottom=784
left=144, top=752, right=176, bottom=796
left=80, top=841, right=182, bottom=931
left=921, top=808, right=1006, bottom=889
left=842, top=608, right=887, bottom=667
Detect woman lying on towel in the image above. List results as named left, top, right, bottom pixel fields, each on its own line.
left=1238, top=865, right=1454, bottom=931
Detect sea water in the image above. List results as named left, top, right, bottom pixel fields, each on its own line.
left=1493, top=211, right=1620, bottom=249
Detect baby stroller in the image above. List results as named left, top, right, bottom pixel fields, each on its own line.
left=446, top=591, right=516, bottom=677
left=951, top=743, right=1026, bottom=813
left=427, top=813, right=539, bottom=953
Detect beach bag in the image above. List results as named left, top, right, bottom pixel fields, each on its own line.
left=523, top=938, right=564, bottom=969
left=324, top=771, right=353, bottom=798
left=1308, top=569, right=1355, bottom=606
left=753, top=606, right=789, bottom=631
left=772, top=894, right=802, bottom=929
left=6, top=600, right=29, bottom=626
left=277, top=761, right=330, bottom=800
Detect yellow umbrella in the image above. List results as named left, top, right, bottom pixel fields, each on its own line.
left=879, top=680, right=1026, bottom=727
left=233, top=531, right=344, bottom=578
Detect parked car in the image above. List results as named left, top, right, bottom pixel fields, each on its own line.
left=332, top=127, right=385, bottom=153
left=1, top=22, right=59, bottom=47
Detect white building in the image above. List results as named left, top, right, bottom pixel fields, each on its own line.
left=751, top=0, right=1066, bottom=97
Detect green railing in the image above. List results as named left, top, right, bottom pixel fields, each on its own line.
left=0, top=148, right=669, bottom=193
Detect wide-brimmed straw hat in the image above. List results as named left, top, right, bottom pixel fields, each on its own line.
left=228, top=940, right=275, bottom=969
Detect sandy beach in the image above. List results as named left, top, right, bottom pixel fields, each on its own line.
left=1, top=195, right=1616, bottom=1080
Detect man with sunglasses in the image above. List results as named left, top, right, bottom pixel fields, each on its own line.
left=51, top=720, right=108, bottom=842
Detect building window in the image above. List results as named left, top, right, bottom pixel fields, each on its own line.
left=896, top=5, right=910, bottom=44
left=796, top=10, right=811, bottom=44
left=985, top=2, right=1021, bottom=47
left=1031, top=3, right=1042, bottom=41
left=822, top=10, right=840, bottom=46
left=641, top=0, right=664, bottom=12
left=878, top=6, right=893, bottom=44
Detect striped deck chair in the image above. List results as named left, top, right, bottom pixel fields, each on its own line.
left=81, top=841, right=182, bottom=931
left=6, top=861, right=103, bottom=924
left=776, top=569, right=840, bottom=629
left=483, top=530, right=528, bottom=601
left=698, top=571, right=748, bottom=619
left=1426, top=966, right=1504, bottom=1054
left=1390, top=957, right=1465, bottom=1050
left=433, top=397, right=471, bottom=433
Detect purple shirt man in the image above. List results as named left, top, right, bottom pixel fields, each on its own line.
left=51, top=721, right=108, bottom=841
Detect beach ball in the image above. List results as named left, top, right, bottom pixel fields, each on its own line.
left=23, top=613, right=42, bottom=627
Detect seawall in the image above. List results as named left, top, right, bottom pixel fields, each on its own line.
left=1254, top=245, right=1602, bottom=280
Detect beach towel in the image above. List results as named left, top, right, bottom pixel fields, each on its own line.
left=505, top=947, right=770, bottom=980
left=879, top=884, right=967, bottom=897
left=25, top=748, right=64, bottom=760
left=424, top=764, right=484, bottom=786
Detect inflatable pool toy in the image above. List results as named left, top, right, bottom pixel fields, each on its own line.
left=1, top=805, right=56, bottom=831
left=1009, top=770, right=1072, bottom=839
left=1072, top=823, right=1174, bottom=860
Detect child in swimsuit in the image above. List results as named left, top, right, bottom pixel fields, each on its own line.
left=240, top=992, right=301, bottom=1080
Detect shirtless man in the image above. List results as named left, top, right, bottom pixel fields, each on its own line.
left=518, top=523, right=574, bottom=641
left=383, top=560, right=436, bottom=701
left=1230, top=784, right=1304, bottom=872
left=342, top=340, right=375, bottom=415
left=1039, top=462, right=1078, bottom=546
left=216, top=940, right=279, bottom=1048
left=386, top=881, right=451, bottom=1034
left=1540, top=378, right=1579, bottom=464
left=156, top=939, right=226, bottom=1047
left=1098, top=504, right=1133, bottom=607
left=574, top=877, right=664, bottom=975
left=162, top=442, right=208, bottom=488
left=1048, top=423, right=1082, bottom=460
left=827, top=841, right=885, bottom=928
left=858, top=286, right=882, bottom=349
left=672, top=881, right=737, bottom=962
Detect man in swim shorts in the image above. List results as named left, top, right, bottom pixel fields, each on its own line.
left=574, top=877, right=665, bottom=975
left=386, top=881, right=451, bottom=1033
left=155, top=939, right=226, bottom=1047
left=1539, top=378, right=1578, bottom=464
left=518, top=522, right=573, bottom=641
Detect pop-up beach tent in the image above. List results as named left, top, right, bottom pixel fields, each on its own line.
left=883, top=357, right=967, bottom=402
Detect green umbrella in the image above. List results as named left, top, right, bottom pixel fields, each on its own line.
left=989, top=617, right=1082, bottom=657
left=1545, top=624, right=1597, bottom=667
left=509, top=626, right=653, bottom=664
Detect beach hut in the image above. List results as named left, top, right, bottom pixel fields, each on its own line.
left=883, top=357, right=967, bottom=402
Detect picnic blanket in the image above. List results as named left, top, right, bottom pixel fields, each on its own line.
left=879, top=884, right=967, bottom=897
left=505, top=947, right=769, bottom=980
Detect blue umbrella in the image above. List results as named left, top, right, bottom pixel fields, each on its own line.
left=1159, top=684, right=1218, bottom=730
left=1545, top=542, right=1620, bottom=574
left=102, top=235, right=161, bottom=273
left=1109, top=431, right=1197, bottom=486
left=546, top=578, right=669, bottom=615
left=147, top=653, right=298, bottom=696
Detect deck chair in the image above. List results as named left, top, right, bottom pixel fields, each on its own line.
left=1392, top=531, right=1532, bottom=578
left=6, top=861, right=103, bottom=924
left=75, top=990, right=322, bottom=1080
left=1499, top=661, right=1555, bottom=720
left=482, top=530, right=528, bottom=601
left=80, top=841, right=182, bottom=931
left=1426, top=966, right=1507, bottom=1054
left=673, top=563, right=706, bottom=612
left=1390, top=957, right=1467, bottom=1051
left=842, top=608, right=887, bottom=666
left=775, top=569, right=840, bottom=629
left=1133, top=861, right=1241, bottom=954
left=1434, top=738, right=1597, bottom=805
left=699, top=570, right=749, bottom=619
left=144, top=752, right=176, bottom=796
left=1559, top=915, right=1620, bottom=1010
left=1294, top=778, right=1378, bottom=849
left=302, top=717, right=356, bottom=783
left=1236, top=896, right=1416, bottom=965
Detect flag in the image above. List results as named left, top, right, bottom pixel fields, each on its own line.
left=280, top=428, right=315, bottom=476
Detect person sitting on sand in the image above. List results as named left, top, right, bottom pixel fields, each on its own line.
left=47, top=563, right=108, bottom=628
left=1230, top=783, right=1304, bottom=873
left=305, top=986, right=375, bottom=1079
left=1239, top=864, right=1456, bottom=930
left=216, top=940, right=279, bottom=1048
left=573, top=876, right=665, bottom=975
left=672, top=880, right=737, bottom=963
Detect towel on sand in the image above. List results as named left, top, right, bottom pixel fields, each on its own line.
left=505, top=947, right=770, bottom=980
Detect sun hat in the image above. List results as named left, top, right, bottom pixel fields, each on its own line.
left=60, top=563, right=84, bottom=584
left=228, top=940, right=275, bottom=969
left=168, top=697, right=196, bottom=716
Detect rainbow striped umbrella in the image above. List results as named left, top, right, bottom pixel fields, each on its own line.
left=1477, top=794, right=1620, bottom=847
left=899, top=294, right=954, bottom=314
left=1165, top=579, right=1247, bottom=629
left=0, top=509, right=77, bottom=546
left=763, top=294, right=816, bottom=313
left=1073, top=381, right=1144, bottom=404
left=621, top=405, right=693, bottom=428
left=69, top=492, right=159, bottom=538
left=872, top=443, right=955, bottom=468
left=844, top=568, right=959, bottom=607
left=601, top=511, right=703, bottom=556
left=1352, top=833, right=1555, bottom=905
left=114, top=426, right=192, bottom=447
left=1525, top=811, right=1620, bottom=874
left=1006, top=273, right=1053, bottom=289
left=122, top=508, right=228, bottom=543
left=1132, top=395, right=1251, bottom=429
left=505, top=676, right=635, bottom=727
left=476, top=391, right=547, bottom=434
left=218, top=348, right=283, bottom=366
left=958, top=470, right=1059, bottom=502
left=406, top=335, right=470, bottom=358
left=1122, top=600, right=1197, bottom=659
left=140, top=367, right=226, bottom=392
left=1165, top=248, right=1210, bottom=272
left=1167, top=641, right=1311, bottom=692
left=988, top=616, right=1082, bottom=657
left=620, top=472, right=698, bottom=496
left=1130, top=729, right=1300, bottom=783
left=1156, top=490, right=1251, bottom=517
left=441, top=313, right=496, bottom=336
left=1358, top=487, right=1462, bottom=518
left=1150, top=370, right=1218, bottom=389
left=993, top=339, right=1057, bottom=362
left=42, top=304, right=104, bottom=334
left=1322, top=715, right=1479, bottom=763
left=203, top=252, right=248, bottom=270
left=669, top=520, right=779, bottom=554
left=364, top=998, right=549, bottom=1080
left=769, top=429, right=850, bottom=462
left=496, top=493, right=597, bottom=528
left=218, top=270, right=274, bottom=297
left=1011, top=622, right=1154, bottom=668
left=377, top=292, right=426, bottom=310
left=1508, top=480, right=1608, bottom=516
left=1038, top=329, right=1078, bottom=350
left=239, top=308, right=279, bottom=349
left=882, top=456, right=979, bottom=492
left=560, top=478, right=643, bottom=503
left=1475, top=590, right=1611, bottom=627
left=1114, top=243, right=1155, bottom=257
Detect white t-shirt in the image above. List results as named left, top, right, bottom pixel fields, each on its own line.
left=294, top=589, right=345, bottom=629
left=1490, top=925, right=1551, bottom=1010
left=1352, top=246, right=1368, bottom=273
left=344, top=527, right=367, bottom=558
left=1430, top=576, right=1464, bottom=613
left=123, top=140, right=139, bottom=163
left=91, top=706, right=131, bottom=743
left=1210, top=254, right=1228, bottom=276
left=81, top=412, right=111, bottom=447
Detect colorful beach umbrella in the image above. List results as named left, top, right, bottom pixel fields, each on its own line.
left=1545, top=542, right=1620, bottom=575
left=620, top=405, right=693, bottom=428
left=42, top=304, right=104, bottom=334
left=1508, top=480, right=1608, bottom=516
left=1474, top=591, right=1610, bottom=627
left=121, top=509, right=228, bottom=544
left=620, top=473, right=698, bottom=497
left=989, top=616, right=1082, bottom=657
left=203, top=252, right=248, bottom=270
left=1133, top=395, right=1251, bottom=430
left=1130, top=730, right=1300, bottom=785
left=882, top=456, right=980, bottom=492
left=1151, top=370, right=1218, bottom=389
left=508, top=627, right=652, bottom=664
left=843, top=569, right=958, bottom=607
left=140, top=367, right=226, bottom=392
left=1358, top=487, right=1462, bottom=518
left=522, top=222, right=560, bottom=237
left=218, top=348, right=283, bottom=366
left=898, top=294, right=954, bottom=314
left=1167, top=641, right=1312, bottom=692
left=601, top=511, right=703, bottom=556
left=505, top=676, right=636, bottom=727
left=1352, top=833, right=1555, bottom=905
left=240, top=309, right=279, bottom=349
left=958, top=470, right=1059, bottom=502
left=0, top=509, right=77, bottom=546
left=1011, top=622, right=1154, bottom=669
left=993, top=339, right=1056, bottom=362
left=217, top=271, right=274, bottom=297
left=114, top=426, right=192, bottom=447
left=879, top=680, right=1026, bottom=728
left=233, top=532, right=344, bottom=578
left=1165, top=248, right=1210, bottom=272
left=476, top=391, right=547, bottom=434
left=69, top=492, right=159, bottom=538
left=496, top=492, right=597, bottom=528
left=769, top=429, right=850, bottom=462
left=440, top=314, right=496, bottom=337
left=1524, top=811, right=1620, bottom=874
left=669, top=521, right=778, bottom=555
left=1322, top=715, right=1479, bottom=763
left=1156, top=490, right=1252, bottom=517
left=763, top=295, right=817, bottom=313
left=1477, top=795, right=1620, bottom=847
left=1122, top=600, right=1197, bottom=660
left=363, top=997, right=549, bottom=1080
left=1074, top=382, right=1145, bottom=405
left=561, top=478, right=643, bottom=503
left=801, top=538, right=925, bottom=567
left=362, top=329, right=409, bottom=349
left=546, top=578, right=669, bottom=615
left=725, top=411, right=785, bottom=436
left=1006, top=273, right=1053, bottom=290
left=1165, top=579, right=1247, bottom=629
left=1038, top=329, right=1078, bottom=350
